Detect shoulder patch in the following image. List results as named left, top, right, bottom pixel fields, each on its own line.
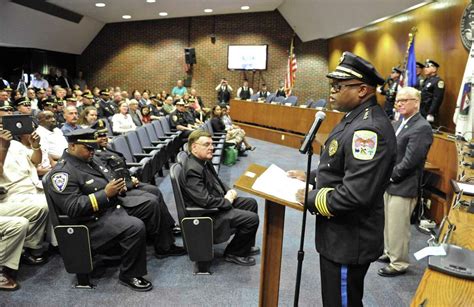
left=172, top=115, right=178, bottom=121
left=438, top=80, right=444, bottom=88
left=352, top=130, right=377, bottom=160
left=51, top=172, right=69, bottom=192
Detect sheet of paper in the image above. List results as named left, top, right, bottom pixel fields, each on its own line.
left=251, top=164, right=310, bottom=204
left=414, top=245, right=447, bottom=261
left=455, top=182, right=474, bottom=195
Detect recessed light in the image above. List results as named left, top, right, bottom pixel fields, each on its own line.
left=146, top=0, right=156, bottom=3
left=159, top=12, right=168, bottom=16
left=95, top=2, right=106, bottom=7
left=241, top=5, right=250, bottom=10
left=204, top=9, right=213, bottom=13
left=122, top=15, right=132, bottom=19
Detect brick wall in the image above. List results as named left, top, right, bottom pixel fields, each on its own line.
left=79, top=11, right=328, bottom=106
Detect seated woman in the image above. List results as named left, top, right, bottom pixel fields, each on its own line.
left=77, top=106, right=98, bottom=128
left=210, top=105, right=255, bottom=154
left=140, top=105, right=152, bottom=124
left=112, top=101, right=136, bottom=134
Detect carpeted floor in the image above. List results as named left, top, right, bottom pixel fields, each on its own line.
left=1, top=137, right=429, bottom=306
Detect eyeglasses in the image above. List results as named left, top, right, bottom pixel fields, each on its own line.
left=395, top=98, right=418, bottom=104
left=195, top=142, right=213, bottom=148
left=330, top=82, right=364, bottom=92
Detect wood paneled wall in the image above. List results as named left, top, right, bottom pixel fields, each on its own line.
left=328, top=0, right=470, bottom=131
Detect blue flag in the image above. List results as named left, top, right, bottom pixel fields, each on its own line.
left=406, top=37, right=417, bottom=87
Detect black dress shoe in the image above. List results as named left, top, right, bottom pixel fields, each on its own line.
left=21, top=251, right=48, bottom=265
left=119, top=276, right=153, bottom=292
left=248, top=246, right=260, bottom=256
left=378, top=265, right=406, bottom=277
left=238, top=151, right=248, bottom=157
left=376, top=255, right=390, bottom=263
left=224, top=254, right=256, bottom=266
left=155, top=244, right=187, bottom=259
left=245, top=146, right=256, bottom=151
left=172, top=225, right=182, bottom=236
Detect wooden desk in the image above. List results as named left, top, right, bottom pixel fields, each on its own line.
left=234, top=164, right=303, bottom=307
left=230, top=99, right=344, bottom=151
left=411, top=202, right=474, bottom=306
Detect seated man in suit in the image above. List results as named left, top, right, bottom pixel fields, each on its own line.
left=378, top=87, right=433, bottom=277
left=179, top=130, right=260, bottom=266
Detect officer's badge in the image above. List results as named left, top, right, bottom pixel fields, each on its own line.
left=85, top=179, right=94, bottom=185
left=352, top=130, right=377, bottom=160
left=438, top=80, right=444, bottom=88
left=339, top=52, right=346, bottom=64
left=172, top=115, right=178, bottom=121
left=328, top=139, right=338, bottom=156
left=52, top=172, right=69, bottom=192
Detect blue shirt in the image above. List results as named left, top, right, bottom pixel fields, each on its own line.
left=171, top=86, right=187, bottom=97
left=61, top=123, right=81, bottom=135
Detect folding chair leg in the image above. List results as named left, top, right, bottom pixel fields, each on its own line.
left=74, top=273, right=95, bottom=289
left=193, top=261, right=212, bottom=275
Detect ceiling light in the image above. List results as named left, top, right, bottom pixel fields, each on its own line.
left=159, top=12, right=168, bottom=16
left=204, top=9, right=213, bottom=13
left=146, top=0, right=156, bottom=3
left=241, top=6, right=250, bottom=11
left=95, top=3, right=106, bottom=7
left=122, top=15, right=132, bottom=19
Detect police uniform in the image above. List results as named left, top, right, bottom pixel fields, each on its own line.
left=169, top=100, right=193, bottom=143
left=98, top=90, right=117, bottom=118
left=48, top=130, right=148, bottom=280
left=420, top=59, right=445, bottom=119
left=306, top=52, right=397, bottom=306
left=415, top=62, right=425, bottom=90
left=380, top=67, right=401, bottom=119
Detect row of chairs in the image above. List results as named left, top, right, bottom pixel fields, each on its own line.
left=43, top=116, right=229, bottom=288
left=248, top=94, right=298, bottom=106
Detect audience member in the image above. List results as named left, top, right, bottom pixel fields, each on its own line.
left=128, top=99, right=143, bottom=127
left=77, top=106, right=98, bottom=128
left=215, top=78, right=233, bottom=104
left=163, top=96, right=175, bottom=115
left=112, top=101, right=136, bottom=134
left=179, top=130, right=260, bottom=266
left=29, top=73, right=49, bottom=90
left=98, top=89, right=117, bottom=118
left=171, top=80, right=187, bottom=97
left=73, top=71, right=88, bottom=91
left=61, top=106, right=80, bottom=135
left=169, top=99, right=195, bottom=143
left=35, top=110, right=68, bottom=166
left=140, top=106, right=152, bottom=124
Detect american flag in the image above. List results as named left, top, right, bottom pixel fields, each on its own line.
left=285, top=36, right=297, bottom=91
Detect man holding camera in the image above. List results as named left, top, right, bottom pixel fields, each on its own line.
left=215, top=79, right=233, bottom=104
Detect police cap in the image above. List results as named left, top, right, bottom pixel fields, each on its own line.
left=425, top=59, right=440, bottom=68
left=327, top=51, right=384, bottom=86
left=64, top=128, right=99, bottom=149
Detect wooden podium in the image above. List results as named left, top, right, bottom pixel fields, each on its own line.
left=234, top=163, right=303, bottom=307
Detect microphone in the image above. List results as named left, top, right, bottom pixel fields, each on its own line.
left=299, top=111, right=326, bottom=154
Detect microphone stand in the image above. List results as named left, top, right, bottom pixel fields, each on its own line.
left=293, top=137, right=316, bottom=306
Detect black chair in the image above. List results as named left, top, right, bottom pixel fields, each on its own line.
left=109, top=135, right=154, bottom=183
left=125, top=131, right=164, bottom=177
left=312, top=98, right=327, bottom=109
left=265, top=93, right=276, bottom=103
left=159, top=116, right=181, bottom=136
left=141, top=124, right=174, bottom=165
left=136, top=126, right=170, bottom=172
left=152, top=120, right=180, bottom=158
left=176, top=151, right=189, bottom=165
left=42, top=174, right=94, bottom=289
left=284, top=96, right=298, bottom=106
left=170, top=163, right=221, bottom=274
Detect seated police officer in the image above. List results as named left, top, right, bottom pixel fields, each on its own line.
left=48, top=129, right=152, bottom=291
left=92, top=119, right=182, bottom=236
left=169, top=99, right=195, bottom=145
left=179, top=130, right=260, bottom=266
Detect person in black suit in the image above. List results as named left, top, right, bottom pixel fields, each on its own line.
left=420, top=59, right=445, bottom=123
left=179, top=130, right=260, bottom=266
left=289, top=52, right=397, bottom=306
left=378, top=87, right=433, bottom=277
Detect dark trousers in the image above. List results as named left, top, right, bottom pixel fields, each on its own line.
left=222, top=197, right=259, bottom=257
left=319, top=255, right=370, bottom=307
left=124, top=191, right=176, bottom=253
left=95, top=215, right=147, bottom=279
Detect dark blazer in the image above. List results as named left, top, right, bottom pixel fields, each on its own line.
left=386, top=112, right=433, bottom=198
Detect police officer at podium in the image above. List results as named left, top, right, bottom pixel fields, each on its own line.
left=289, top=52, right=396, bottom=306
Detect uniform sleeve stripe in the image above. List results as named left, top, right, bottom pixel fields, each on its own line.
left=314, top=188, right=334, bottom=217
left=88, top=194, right=99, bottom=212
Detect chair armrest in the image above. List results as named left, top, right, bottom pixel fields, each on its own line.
left=126, top=162, right=143, bottom=167
left=186, top=206, right=219, bottom=216
left=152, top=140, right=169, bottom=145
